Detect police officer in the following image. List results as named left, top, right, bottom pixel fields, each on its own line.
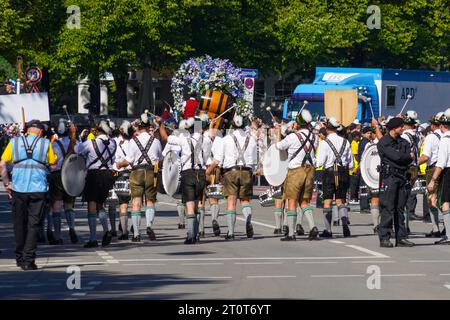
left=377, top=117, right=415, bottom=247
left=0, top=120, right=58, bottom=270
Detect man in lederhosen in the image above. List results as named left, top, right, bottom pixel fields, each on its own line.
left=117, top=113, right=162, bottom=242
left=159, top=117, right=207, bottom=244
left=206, top=114, right=258, bottom=240
left=419, top=113, right=444, bottom=238
left=48, top=119, right=79, bottom=244
left=112, top=120, right=134, bottom=240
left=77, top=121, right=117, bottom=248
left=428, top=109, right=450, bottom=245
left=275, top=109, right=319, bottom=241
left=316, top=117, right=353, bottom=238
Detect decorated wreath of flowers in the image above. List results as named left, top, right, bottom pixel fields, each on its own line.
left=171, top=55, right=252, bottom=118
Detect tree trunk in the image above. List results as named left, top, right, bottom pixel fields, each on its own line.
left=114, top=72, right=129, bottom=118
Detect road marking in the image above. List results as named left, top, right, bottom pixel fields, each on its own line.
left=123, top=263, right=167, bottom=266
left=150, top=276, right=232, bottom=282
left=311, top=275, right=365, bottom=278
left=237, top=217, right=275, bottom=229
left=411, top=260, right=450, bottom=263
left=345, top=245, right=389, bottom=258
left=445, top=285, right=450, bottom=291
left=71, top=293, right=87, bottom=297
left=380, top=274, right=426, bottom=277
left=0, top=285, right=14, bottom=288
left=295, top=262, right=338, bottom=264
left=247, top=275, right=296, bottom=279
left=439, top=274, right=450, bottom=276
left=96, top=250, right=119, bottom=264
left=351, top=261, right=396, bottom=264
left=329, top=240, right=345, bottom=244
left=235, top=262, right=283, bottom=265
left=88, top=281, right=102, bottom=286
left=181, top=263, right=225, bottom=266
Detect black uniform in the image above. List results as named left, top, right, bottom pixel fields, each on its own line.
left=377, top=134, right=413, bottom=242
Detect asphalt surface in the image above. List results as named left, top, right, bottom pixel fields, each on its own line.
left=1, top=187, right=450, bottom=300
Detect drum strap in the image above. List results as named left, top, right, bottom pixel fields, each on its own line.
left=118, top=140, right=127, bottom=157
left=55, top=139, right=67, bottom=159
left=291, top=131, right=315, bottom=165
left=232, top=134, right=250, bottom=167
left=324, top=138, right=347, bottom=167
left=133, top=136, right=154, bottom=166
left=89, top=139, right=116, bottom=169
left=434, top=132, right=441, bottom=140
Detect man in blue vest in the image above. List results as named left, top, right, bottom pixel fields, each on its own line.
left=0, top=120, right=58, bottom=270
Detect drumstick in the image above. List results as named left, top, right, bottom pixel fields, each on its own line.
left=215, top=104, right=238, bottom=120
left=399, top=95, right=412, bottom=115
left=21, top=107, right=25, bottom=132
left=62, top=105, right=72, bottom=123
left=265, top=107, right=276, bottom=122
left=299, top=100, right=308, bottom=114
left=367, top=97, right=375, bottom=119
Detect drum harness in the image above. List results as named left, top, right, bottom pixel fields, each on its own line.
left=228, top=134, right=251, bottom=173
left=290, top=131, right=316, bottom=166
left=133, top=136, right=158, bottom=187
left=88, top=138, right=117, bottom=170
left=323, top=138, right=348, bottom=187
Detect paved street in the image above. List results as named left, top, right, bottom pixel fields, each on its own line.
left=1, top=187, right=450, bottom=300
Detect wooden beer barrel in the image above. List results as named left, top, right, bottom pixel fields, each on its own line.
left=198, top=90, right=232, bottom=128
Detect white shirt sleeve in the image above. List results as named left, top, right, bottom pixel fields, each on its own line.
left=421, top=135, right=433, bottom=158
left=213, top=136, right=226, bottom=165
left=275, top=134, right=292, bottom=151
left=316, top=140, right=327, bottom=168
left=436, top=139, right=449, bottom=169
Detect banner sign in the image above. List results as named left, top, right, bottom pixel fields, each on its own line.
left=0, top=92, right=50, bottom=125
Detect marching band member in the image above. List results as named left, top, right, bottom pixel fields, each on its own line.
left=77, top=121, right=117, bottom=248
left=316, top=117, right=353, bottom=238
left=275, top=110, right=319, bottom=241
left=268, top=124, right=284, bottom=235
left=112, top=120, right=133, bottom=240
left=428, top=109, right=450, bottom=245
left=159, top=117, right=207, bottom=244
left=48, top=119, right=79, bottom=244
left=419, top=113, right=444, bottom=238
left=117, top=113, right=162, bottom=242
left=206, top=114, right=258, bottom=240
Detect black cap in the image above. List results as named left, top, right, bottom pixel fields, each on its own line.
left=386, top=117, right=404, bottom=130
left=361, top=127, right=372, bottom=134
left=26, top=119, right=44, bottom=130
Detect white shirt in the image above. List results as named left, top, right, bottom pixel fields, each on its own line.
left=77, top=134, right=117, bottom=170
left=316, top=132, right=353, bottom=170
left=52, top=136, right=77, bottom=171
left=126, top=132, right=162, bottom=167
left=436, top=130, right=450, bottom=169
left=205, top=133, right=222, bottom=166
left=113, top=136, right=131, bottom=171
left=422, top=129, right=442, bottom=166
left=401, top=129, right=421, bottom=164
left=168, top=132, right=207, bottom=171
left=214, top=129, right=258, bottom=170
left=276, top=129, right=318, bottom=169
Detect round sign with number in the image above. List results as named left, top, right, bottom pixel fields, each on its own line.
left=26, top=67, right=42, bottom=83
left=245, top=78, right=254, bottom=90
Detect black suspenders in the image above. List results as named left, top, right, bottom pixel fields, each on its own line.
left=88, top=139, right=116, bottom=169
left=133, top=136, right=154, bottom=166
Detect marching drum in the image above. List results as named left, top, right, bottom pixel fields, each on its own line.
left=313, top=180, right=323, bottom=195
left=270, top=186, right=283, bottom=199
left=359, top=185, right=369, bottom=197
left=106, top=189, right=118, bottom=204
left=262, top=144, right=289, bottom=187
left=411, top=178, right=427, bottom=195
left=206, top=184, right=223, bottom=199
left=114, top=173, right=130, bottom=197
left=259, top=189, right=275, bottom=207
left=61, top=154, right=87, bottom=197
left=360, top=144, right=380, bottom=190
left=162, top=151, right=182, bottom=199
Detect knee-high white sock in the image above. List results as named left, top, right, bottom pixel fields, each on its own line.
left=210, top=204, right=219, bottom=222
left=198, top=207, right=205, bottom=233
left=303, top=206, right=316, bottom=229
left=323, top=208, right=332, bottom=232
left=442, top=211, right=450, bottom=238
left=177, top=202, right=185, bottom=225
left=430, top=207, right=440, bottom=232
left=87, top=213, right=97, bottom=241
left=371, top=206, right=380, bottom=227
left=296, top=207, right=304, bottom=226
left=187, top=216, right=195, bottom=239
left=108, top=205, right=117, bottom=232
left=52, top=212, right=62, bottom=240
left=242, top=205, right=252, bottom=223
left=98, top=209, right=109, bottom=233
left=131, top=211, right=141, bottom=237
left=332, top=205, right=339, bottom=223
left=274, top=208, right=282, bottom=229
left=338, top=205, right=349, bottom=226
left=227, top=211, right=236, bottom=235
left=120, top=214, right=128, bottom=233
left=287, top=211, right=296, bottom=237
left=283, top=208, right=288, bottom=227
left=64, top=209, right=76, bottom=229
left=145, top=205, right=155, bottom=228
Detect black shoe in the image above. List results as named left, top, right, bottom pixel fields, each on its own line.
left=409, top=214, right=423, bottom=221
left=49, top=238, right=63, bottom=245
left=83, top=240, right=98, bottom=248
left=118, top=233, right=129, bottom=240
left=273, top=228, right=282, bottom=235
left=296, top=224, right=305, bottom=236
left=16, top=259, right=24, bottom=267
left=425, top=231, right=441, bottom=238
left=282, top=225, right=289, bottom=236
left=212, top=220, right=221, bottom=236
left=111, top=231, right=118, bottom=238
left=397, top=239, right=415, bottom=247
left=343, top=225, right=351, bottom=238
left=146, top=227, right=156, bottom=241
left=131, top=235, right=141, bottom=242
left=225, top=233, right=235, bottom=240
left=320, top=230, right=333, bottom=238
left=380, top=239, right=394, bottom=248
left=280, top=235, right=296, bottom=241
left=246, top=221, right=254, bottom=238
left=130, top=225, right=134, bottom=234
left=422, top=216, right=432, bottom=223
left=47, top=230, right=55, bottom=243
left=435, top=237, right=450, bottom=245
left=102, top=231, right=113, bottom=247
left=118, top=223, right=123, bottom=233
left=407, top=227, right=411, bottom=234
left=308, top=227, right=319, bottom=240
left=184, top=237, right=195, bottom=244
left=333, top=221, right=340, bottom=227
left=442, top=228, right=446, bottom=236
left=21, top=263, right=38, bottom=271
left=69, top=228, right=79, bottom=244
left=373, top=225, right=380, bottom=235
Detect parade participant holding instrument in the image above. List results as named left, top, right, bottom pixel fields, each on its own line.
left=428, top=109, right=450, bottom=245
left=206, top=114, right=258, bottom=240
left=377, top=117, right=415, bottom=247
left=117, top=112, right=162, bottom=242
left=159, top=116, right=207, bottom=244
left=77, top=121, right=117, bottom=248
left=0, top=120, right=57, bottom=270
left=48, top=119, right=79, bottom=244
left=419, top=113, right=444, bottom=238
left=274, top=109, right=319, bottom=241
left=316, top=117, right=353, bottom=238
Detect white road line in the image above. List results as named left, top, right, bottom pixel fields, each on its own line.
left=0, top=285, right=14, bottom=289
left=26, top=284, right=45, bottom=287
left=123, top=263, right=167, bottom=266
left=351, top=261, right=396, bottom=264
left=150, top=276, right=232, bottom=282
left=71, top=293, right=87, bottom=297
left=445, top=285, right=450, bottom=291
left=329, top=240, right=345, bottom=244
left=380, top=274, right=426, bottom=277
left=237, top=217, right=275, bottom=229
left=247, top=275, right=296, bottom=279
left=311, top=275, right=365, bottom=278
left=82, top=286, right=95, bottom=290
left=345, top=245, right=390, bottom=258
left=439, top=274, right=450, bottom=276
left=181, top=263, right=225, bottom=266
left=156, top=202, right=177, bottom=207
left=88, top=281, right=102, bottom=286
left=295, top=262, right=338, bottom=264
left=235, top=262, right=283, bottom=265
left=106, top=260, right=119, bottom=264
left=411, top=260, right=450, bottom=263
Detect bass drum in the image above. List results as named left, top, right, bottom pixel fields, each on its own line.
left=198, top=90, right=232, bottom=129
left=162, top=151, right=182, bottom=199
left=360, top=143, right=380, bottom=190
left=61, top=154, right=87, bottom=197
left=262, top=144, right=289, bottom=187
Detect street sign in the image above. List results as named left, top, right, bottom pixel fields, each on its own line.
left=244, top=77, right=255, bottom=107
left=26, top=66, right=42, bottom=93
left=244, top=78, right=255, bottom=90
left=241, top=68, right=259, bottom=79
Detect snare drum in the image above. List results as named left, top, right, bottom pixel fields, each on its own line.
left=411, top=178, right=427, bottom=195
left=106, top=189, right=118, bottom=204
left=259, top=189, right=275, bottom=207
left=114, top=173, right=130, bottom=197
left=270, top=186, right=283, bottom=199
left=359, top=185, right=368, bottom=197
left=206, top=184, right=223, bottom=199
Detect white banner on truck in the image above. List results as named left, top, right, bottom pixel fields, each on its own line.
left=0, top=92, right=50, bottom=125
